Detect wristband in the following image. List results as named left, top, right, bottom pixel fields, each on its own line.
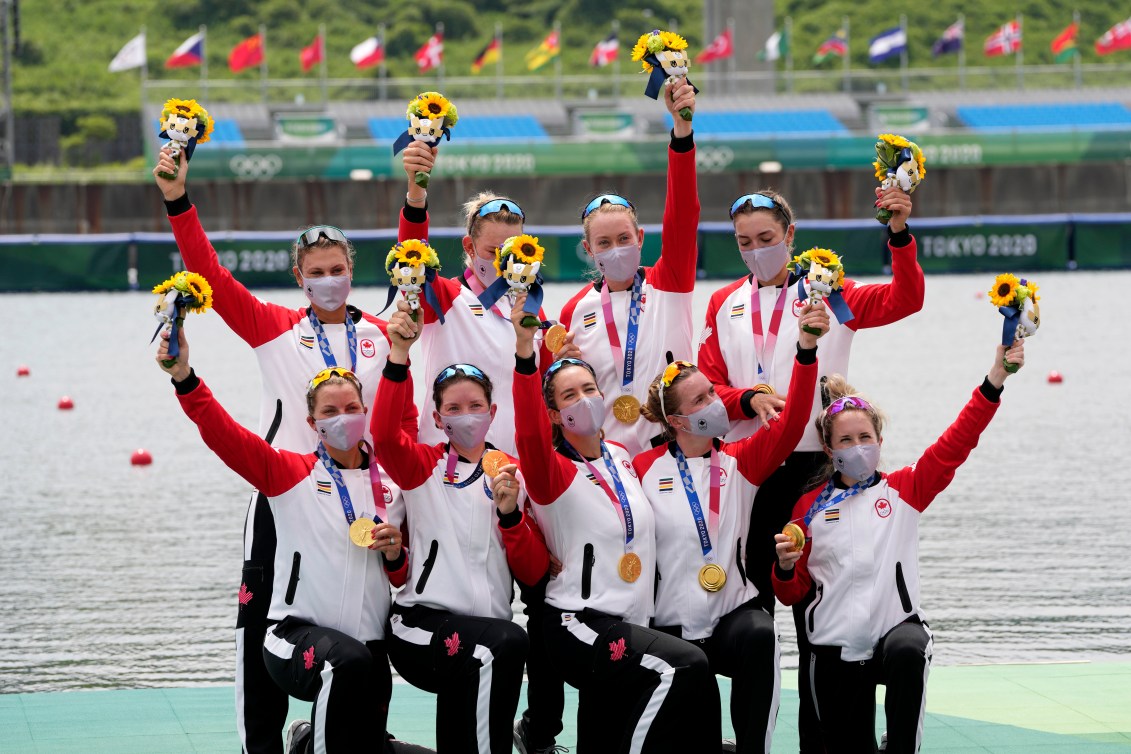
left=406, top=191, right=427, bottom=207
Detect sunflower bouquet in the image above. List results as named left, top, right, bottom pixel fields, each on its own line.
left=391, top=92, right=459, bottom=188
left=381, top=239, right=445, bottom=324
left=156, top=98, right=214, bottom=180
left=631, top=30, right=698, bottom=121
left=791, top=248, right=854, bottom=332
left=872, top=133, right=926, bottom=225
left=476, top=234, right=547, bottom=328
left=988, top=274, right=1040, bottom=370
left=150, top=271, right=213, bottom=366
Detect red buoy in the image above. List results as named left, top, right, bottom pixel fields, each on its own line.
left=974, top=290, right=985, bottom=299
left=1047, top=371, right=1064, bottom=384
left=16, top=365, right=30, bottom=377
left=57, top=396, right=74, bottom=410
left=130, top=449, right=153, bottom=466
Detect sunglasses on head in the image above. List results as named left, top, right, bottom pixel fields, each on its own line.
left=477, top=199, right=526, bottom=221
left=826, top=396, right=872, bottom=416
left=308, top=367, right=359, bottom=392
left=542, top=357, right=592, bottom=386
left=296, top=225, right=349, bottom=248
left=729, top=193, right=786, bottom=220
left=661, top=360, right=695, bottom=388
left=582, top=194, right=635, bottom=220
left=435, top=363, right=488, bottom=387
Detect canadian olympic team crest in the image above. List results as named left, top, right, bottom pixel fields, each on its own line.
left=360, top=338, right=376, bottom=358
left=381, top=485, right=393, bottom=504
left=791, top=297, right=806, bottom=317
left=875, top=498, right=892, bottom=518
left=620, top=459, right=638, bottom=478
left=228, top=154, right=283, bottom=179
left=718, top=468, right=728, bottom=488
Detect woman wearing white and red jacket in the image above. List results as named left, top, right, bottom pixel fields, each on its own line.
left=632, top=302, right=827, bottom=754
left=511, top=293, right=721, bottom=753
left=156, top=329, right=407, bottom=754
left=772, top=340, right=1027, bottom=754
left=557, top=79, right=699, bottom=458
left=154, top=150, right=418, bottom=754
left=373, top=300, right=549, bottom=754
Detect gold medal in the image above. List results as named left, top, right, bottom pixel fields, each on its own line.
left=618, top=552, right=642, bottom=583
left=544, top=324, right=568, bottom=353
left=349, top=518, right=378, bottom=548
left=611, top=394, right=641, bottom=424
left=698, top=563, right=726, bottom=592
left=782, top=523, right=806, bottom=552
left=481, top=449, right=509, bottom=478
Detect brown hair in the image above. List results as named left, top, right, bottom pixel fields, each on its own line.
left=581, top=201, right=640, bottom=244
left=730, top=189, right=795, bottom=235
left=542, top=360, right=599, bottom=450
left=433, top=366, right=494, bottom=410
left=292, top=228, right=356, bottom=273
left=807, top=374, right=886, bottom=489
left=305, top=372, right=364, bottom=417
left=640, top=363, right=700, bottom=442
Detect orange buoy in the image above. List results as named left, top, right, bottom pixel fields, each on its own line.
left=16, top=365, right=30, bottom=376
left=130, top=449, right=153, bottom=466
left=1047, top=371, right=1064, bottom=384
left=57, top=396, right=74, bottom=410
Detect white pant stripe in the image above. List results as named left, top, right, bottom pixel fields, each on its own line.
left=263, top=626, right=295, bottom=661
left=235, top=627, right=248, bottom=752
left=915, top=626, right=934, bottom=751
left=313, top=659, right=335, bottom=754
left=766, top=627, right=782, bottom=754
left=391, top=616, right=435, bottom=646
left=471, top=645, right=495, bottom=754
left=561, top=612, right=600, bottom=645
left=629, top=652, right=675, bottom=754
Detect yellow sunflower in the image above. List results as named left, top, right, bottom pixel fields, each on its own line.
left=411, top=92, right=450, bottom=121
left=152, top=278, right=175, bottom=295
left=508, top=234, right=545, bottom=264
left=1026, top=281, right=1040, bottom=302
left=988, top=273, right=1020, bottom=307
left=913, top=146, right=927, bottom=180
left=878, top=133, right=911, bottom=149
left=160, top=98, right=214, bottom=144
left=873, top=160, right=888, bottom=181
left=388, top=239, right=440, bottom=270
left=181, top=272, right=214, bottom=312
left=806, top=248, right=840, bottom=269
left=630, top=34, right=650, bottom=62
left=660, top=31, right=688, bottom=51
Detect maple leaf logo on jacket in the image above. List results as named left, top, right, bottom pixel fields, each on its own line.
left=238, top=583, right=253, bottom=607
left=445, top=632, right=461, bottom=657
left=303, top=646, right=316, bottom=670
left=609, top=637, right=627, bottom=662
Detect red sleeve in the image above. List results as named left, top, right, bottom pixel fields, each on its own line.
left=536, top=307, right=554, bottom=377
left=842, top=237, right=924, bottom=331
left=886, top=386, right=1000, bottom=513
left=646, top=145, right=699, bottom=293
left=558, top=284, right=590, bottom=332
left=369, top=367, right=440, bottom=491
left=513, top=370, right=578, bottom=504
left=385, top=552, right=410, bottom=588
left=696, top=281, right=750, bottom=422
left=361, top=313, right=420, bottom=441
left=500, top=510, right=551, bottom=587
left=398, top=206, right=429, bottom=243
left=729, top=355, right=817, bottom=484
left=169, top=207, right=299, bottom=348
left=177, top=377, right=312, bottom=496
left=771, top=492, right=817, bottom=606
left=419, top=274, right=461, bottom=325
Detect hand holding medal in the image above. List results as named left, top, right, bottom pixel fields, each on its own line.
left=391, top=92, right=458, bottom=188
left=381, top=239, right=444, bottom=325
left=363, top=521, right=403, bottom=561
left=988, top=273, right=1038, bottom=374
left=485, top=455, right=520, bottom=516
left=873, top=133, right=925, bottom=226
left=775, top=525, right=807, bottom=570
left=150, top=271, right=213, bottom=368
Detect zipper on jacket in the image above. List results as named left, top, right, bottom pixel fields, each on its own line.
left=414, top=540, right=440, bottom=595
left=581, top=543, right=594, bottom=600
left=735, top=537, right=748, bottom=586
left=807, top=583, right=823, bottom=633
left=284, top=552, right=301, bottom=605
left=895, top=561, right=913, bottom=613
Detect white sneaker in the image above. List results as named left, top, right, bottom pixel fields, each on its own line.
left=286, top=719, right=312, bottom=754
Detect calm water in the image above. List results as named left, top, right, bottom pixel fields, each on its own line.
left=0, top=272, right=1127, bottom=693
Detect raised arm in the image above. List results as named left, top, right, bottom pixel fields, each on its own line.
left=842, top=197, right=925, bottom=331
left=647, top=85, right=699, bottom=294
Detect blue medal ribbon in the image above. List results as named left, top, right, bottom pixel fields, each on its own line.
left=315, top=441, right=382, bottom=526
left=802, top=475, right=875, bottom=529
left=601, top=272, right=644, bottom=392
left=306, top=309, right=357, bottom=372
left=379, top=267, right=446, bottom=325
left=998, top=305, right=1020, bottom=347
left=391, top=127, right=451, bottom=156
left=795, top=277, right=855, bottom=326
left=562, top=439, right=636, bottom=547
left=443, top=447, right=487, bottom=490
left=673, top=447, right=716, bottom=558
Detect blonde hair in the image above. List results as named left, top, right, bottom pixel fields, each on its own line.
left=640, top=363, right=700, bottom=441
left=292, top=228, right=356, bottom=273
left=305, top=373, right=364, bottom=417
left=461, top=192, right=524, bottom=267
left=581, top=201, right=639, bottom=244
left=808, top=374, right=886, bottom=489
left=730, top=188, right=795, bottom=235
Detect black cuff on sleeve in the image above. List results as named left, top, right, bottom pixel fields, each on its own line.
left=382, top=360, right=410, bottom=383
left=402, top=203, right=428, bottom=225
left=172, top=368, right=200, bottom=395
left=774, top=563, right=796, bottom=582
left=164, top=193, right=192, bottom=217
left=516, top=353, right=538, bottom=376
left=979, top=376, right=1004, bottom=403
left=383, top=550, right=407, bottom=572
left=796, top=343, right=817, bottom=366
left=496, top=507, right=522, bottom=529
left=669, top=131, right=695, bottom=153
left=888, top=224, right=912, bottom=248
left=739, top=390, right=758, bottom=419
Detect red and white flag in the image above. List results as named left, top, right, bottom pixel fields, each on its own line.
left=415, top=32, right=444, bottom=72
left=350, top=36, right=385, bottom=69
left=589, top=32, right=618, bottom=67
left=300, top=34, right=323, bottom=72
left=1096, top=18, right=1131, bottom=56
left=696, top=29, right=733, bottom=64
left=984, top=20, right=1021, bottom=57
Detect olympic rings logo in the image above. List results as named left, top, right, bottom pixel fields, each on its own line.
left=228, top=154, right=284, bottom=179
left=695, top=146, right=734, bottom=174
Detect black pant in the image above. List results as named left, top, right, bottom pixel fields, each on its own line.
left=746, top=450, right=827, bottom=753
left=262, top=617, right=392, bottom=754
left=518, top=575, right=565, bottom=748
left=702, top=603, right=780, bottom=754
left=544, top=607, right=721, bottom=753
left=237, top=492, right=288, bottom=754
left=388, top=604, right=529, bottom=754
left=810, top=621, right=933, bottom=754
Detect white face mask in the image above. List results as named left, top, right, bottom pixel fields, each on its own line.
left=673, top=399, right=731, bottom=438
left=472, top=256, right=497, bottom=289
left=441, top=411, right=492, bottom=449
left=739, top=240, right=791, bottom=282
left=594, top=244, right=641, bottom=282
left=559, top=395, right=605, bottom=436
left=831, top=443, right=881, bottom=482
left=302, top=274, right=351, bottom=311
left=314, top=412, right=366, bottom=451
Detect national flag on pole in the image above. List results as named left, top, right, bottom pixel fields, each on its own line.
left=696, top=28, right=734, bottom=63
left=589, top=32, right=618, bottom=67
left=415, top=32, right=443, bottom=71
left=984, top=21, right=1021, bottom=57
left=932, top=19, right=964, bottom=57
left=471, top=36, right=501, bottom=74
left=868, top=26, right=906, bottom=64
left=757, top=28, right=789, bottom=62
left=1095, top=18, right=1131, bottom=56
left=109, top=32, right=146, bottom=72
left=813, top=28, right=847, bottom=65
left=229, top=33, right=264, bottom=72
left=1050, top=23, right=1078, bottom=63
left=350, top=36, right=384, bottom=69
left=165, top=32, right=203, bottom=69
left=525, top=30, right=560, bottom=71
left=300, top=34, right=323, bottom=72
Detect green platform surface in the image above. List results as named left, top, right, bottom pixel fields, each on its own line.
left=2, top=661, right=1129, bottom=753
